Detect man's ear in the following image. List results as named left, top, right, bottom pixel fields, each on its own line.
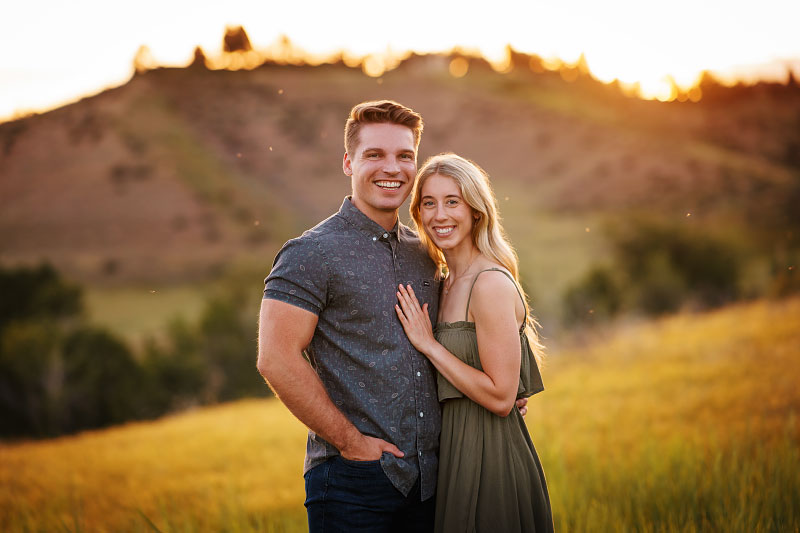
left=343, top=153, right=353, bottom=176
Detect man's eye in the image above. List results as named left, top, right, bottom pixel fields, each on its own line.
left=400, top=154, right=413, bottom=160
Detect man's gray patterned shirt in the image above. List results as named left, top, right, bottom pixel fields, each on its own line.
left=263, top=197, right=441, bottom=500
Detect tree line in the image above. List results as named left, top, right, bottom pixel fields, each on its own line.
left=561, top=216, right=799, bottom=324
left=0, top=264, right=268, bottom=439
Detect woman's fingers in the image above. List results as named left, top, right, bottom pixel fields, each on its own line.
left=397, top=285, right=432, bottom=336
left=396, top=291, right=416, bottom=324
left=406, top=284, right=421, bottom=308
left=396, top=289, right=412, bottom=316
left=397, top=284, right=419, bottom=316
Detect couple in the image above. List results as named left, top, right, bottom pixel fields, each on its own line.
left=258, top=100, right=553, bottom=532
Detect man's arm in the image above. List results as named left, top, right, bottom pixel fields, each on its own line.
left=257, top=298, right=403, bottom=461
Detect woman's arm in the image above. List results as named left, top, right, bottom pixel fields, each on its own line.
left=396, top=275, right=522, bottom=417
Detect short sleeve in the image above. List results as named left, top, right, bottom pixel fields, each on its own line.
left=263, top=237, right=328, bottom=315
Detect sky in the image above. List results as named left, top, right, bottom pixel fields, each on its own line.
left=1, top=0, right=799, bottom=121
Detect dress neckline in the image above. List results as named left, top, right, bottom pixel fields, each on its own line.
left=435, top=320, right=475, bottom=329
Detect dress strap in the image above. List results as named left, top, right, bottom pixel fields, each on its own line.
left=464, top=268, right=528, bottom=330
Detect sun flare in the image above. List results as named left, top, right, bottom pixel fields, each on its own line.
left=0, top=0, right=798, bottom=120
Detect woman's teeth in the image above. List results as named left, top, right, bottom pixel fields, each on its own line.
left=435, top=227, right=454, bottom=236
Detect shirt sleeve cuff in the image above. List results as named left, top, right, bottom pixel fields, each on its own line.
left=263, top=289, right=321, bottom=316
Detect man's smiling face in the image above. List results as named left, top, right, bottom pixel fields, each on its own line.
left=344, top=122, right=417, bottom=225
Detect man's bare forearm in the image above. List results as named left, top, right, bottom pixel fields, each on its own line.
left=257, top=299, right=402, bottom=460
left=259, top=349, right=363, bottom=452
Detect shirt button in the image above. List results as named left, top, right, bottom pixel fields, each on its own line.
left=419, top=412, right=424, bottom=418
left=383, top=233, right=389, bottom=238
left=416, top=371, right=421, bottom=377
left=372, top=236, right=377, bottom=241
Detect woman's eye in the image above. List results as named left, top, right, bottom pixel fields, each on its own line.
left=422, top=201, right=434, bottom=208
left=446, top=199, right=459, bottom=206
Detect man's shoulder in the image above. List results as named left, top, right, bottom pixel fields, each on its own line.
left=268, top=212, right=348, bottom=281
left=284, top=212, right=349, bottom=248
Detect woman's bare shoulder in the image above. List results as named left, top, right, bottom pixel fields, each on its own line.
left=469, top=267, right=519, bottom=320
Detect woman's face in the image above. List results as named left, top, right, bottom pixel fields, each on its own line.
left=418, top=173, right=476, bottom=252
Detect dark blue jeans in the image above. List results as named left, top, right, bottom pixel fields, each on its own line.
left=304, top=455, right=435, bottom=532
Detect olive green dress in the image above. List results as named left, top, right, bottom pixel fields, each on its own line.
left=434, top=269, right=554, bottom=533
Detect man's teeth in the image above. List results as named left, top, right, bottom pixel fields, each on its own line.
left=435, top=227, right=454, bottom=235
left=376, top=181, right=401, bottom=189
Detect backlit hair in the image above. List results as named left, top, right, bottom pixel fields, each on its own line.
left=410, top=153, right=545, bottom=365
left=344, top=100, right=423, bottom=155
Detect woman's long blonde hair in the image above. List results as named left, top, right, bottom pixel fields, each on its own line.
left=410, top=153, right=545, bottom=365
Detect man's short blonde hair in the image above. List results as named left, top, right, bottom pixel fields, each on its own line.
left=344, top=100, right=423, bottom=155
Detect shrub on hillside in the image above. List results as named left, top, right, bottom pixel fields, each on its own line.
left=198, top=295, right=265, bottom=402
left=60, top=327, right=145, bottom=431
left=0, top=263, right=83, bottom=330
left=562, top=266, right=622, bottom=324
left=563, top=217, right=745, bottom=322
left=0, top=320, right=60, bottom=436
left=141, top=318, right=208, bottom=414
left=611, top=218, right=742, bottom=312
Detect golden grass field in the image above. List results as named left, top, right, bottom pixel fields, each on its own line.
left=2, top=296, right=799, bottom=532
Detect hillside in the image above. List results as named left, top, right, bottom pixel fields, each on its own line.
left=1, top=57, right=799, bottom=323
left=1, top=296, right=798, bottom=532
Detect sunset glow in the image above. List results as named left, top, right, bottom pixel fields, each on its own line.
left=1, top=0, right=799, bottom=120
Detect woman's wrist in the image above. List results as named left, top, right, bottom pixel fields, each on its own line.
left=422, top=339, right=444, bottom=361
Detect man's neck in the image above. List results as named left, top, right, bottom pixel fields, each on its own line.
left=350, top=198, right=399, bottom=232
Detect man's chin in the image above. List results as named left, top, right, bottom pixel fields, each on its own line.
left=379, top=201, right=408, bottom=213
left=373, top=194, right=409, bottom=210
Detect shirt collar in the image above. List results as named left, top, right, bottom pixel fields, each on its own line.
left=339, top=196, right=399, bottom=241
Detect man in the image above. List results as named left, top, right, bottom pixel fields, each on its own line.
left=258, top=100, right=526, bottom=531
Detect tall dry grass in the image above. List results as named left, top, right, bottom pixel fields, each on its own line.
left=1, top=297, right=799, bottom=532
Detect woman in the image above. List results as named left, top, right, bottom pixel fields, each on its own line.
left=395, top=153, right=554, bottom=532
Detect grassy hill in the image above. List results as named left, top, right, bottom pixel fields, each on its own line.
left=2, top=58, right=799, bottom=331
left=2, top=296, right=798, bottom=532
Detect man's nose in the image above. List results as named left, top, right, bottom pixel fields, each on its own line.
left=383, top=157, right=400, bottom=174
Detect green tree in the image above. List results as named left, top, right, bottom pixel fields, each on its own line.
left=0, top=321, right=60, bottom=436
left=141, top=318, right=208, bottom=413
left=563, top=266, right=622, bottom=324
left=611, top=218, right=742, bottom=313
left=60, top=327, right=144, bottom=431
left=198, top=294, right=264, bottom=402
left=0, top=263, right=83, bottom=330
